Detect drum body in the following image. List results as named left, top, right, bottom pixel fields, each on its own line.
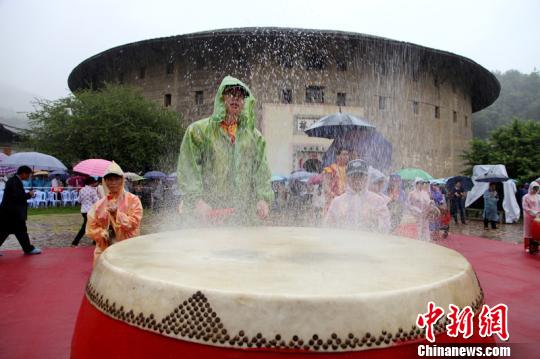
left=530, top=217, right=540, bottom=241
left=72, top=227, right=494, bottom=358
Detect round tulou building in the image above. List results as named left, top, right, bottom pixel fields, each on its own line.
left=68, top=27, right=500, bottom=177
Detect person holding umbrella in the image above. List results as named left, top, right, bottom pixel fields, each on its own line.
left=177, top=76, right=273, bottom=223
left=449, top=180, right=467, bottom=225
left=483, top=183, right=499, bottom=230
left=0, top=166, right=41, bottom=255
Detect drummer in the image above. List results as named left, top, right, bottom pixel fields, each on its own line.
left=86, top=162, right=143, bottom=265
left=324, top=159, right=390, bottom=232
left=177, top=76, right=273, bottom=223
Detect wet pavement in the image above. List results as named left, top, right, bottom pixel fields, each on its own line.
left=446, top=219, right=523, bottom=244
left=0, top=211, right=525, bottom=252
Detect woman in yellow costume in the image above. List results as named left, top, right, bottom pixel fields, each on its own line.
left=86, top=162, right=143, bottom=265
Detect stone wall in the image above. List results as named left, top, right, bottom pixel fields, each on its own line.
left=69, top=30, right=497, bottom=177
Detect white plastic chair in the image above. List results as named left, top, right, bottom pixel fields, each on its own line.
left=47, top=191, right=60, bottom=207
left=70, top=190, right=79, bottom=206
left=61, top=191, right=71, bottom=206
left=33, top=190, right=48, bottom=208
left=26, top=190, right=35, bottom=208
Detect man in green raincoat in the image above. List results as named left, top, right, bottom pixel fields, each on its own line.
left=177, top=76, right=273, bottom=223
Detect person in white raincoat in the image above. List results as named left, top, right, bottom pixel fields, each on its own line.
left=522, top=181, right=540, bottom=251
left=368, top=167, right=390, bottom=204
left=324, top=160, right=390, bottom=233
left=408, top=177, right=434, bottom=241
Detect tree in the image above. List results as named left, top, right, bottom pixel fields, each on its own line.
left=462, top=119, right=540, bottom=183
left=473, top=70, right=540, bottom=139
left=25, top=84, right=184, bottom=173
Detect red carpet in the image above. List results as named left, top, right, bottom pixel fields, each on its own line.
left=1, top=234, right=539, bottom=358
left=0, top=247, right=93, bottom=359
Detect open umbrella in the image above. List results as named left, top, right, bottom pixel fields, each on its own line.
left=124, top=172, right=145, bottom=181
left=1, top=152, right=67, bottom=171
left=271, top=174, right=287, bottom=182
left=474, top=167, right=509, bottom=183
left=73, top=159, right=112, bottom=177
left=446, top=176, right=473, bottom=191
left=144, top=171, right=166, bottom=179
left=321, top=128, right=392, bottom=171
left=288, top=170, right=317, bottom=182
left=430, top=178, right=447, bottom=186
left=304, top=112, right=375, bottom=139
left=49, top=170, right=70, bottom=180
left=397, top=168, right=433, bottom=181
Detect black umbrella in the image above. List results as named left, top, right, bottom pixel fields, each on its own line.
left=446, top=176, right=474, bottom=191
left=304, top=112, right=375, bottom=139
left=322, top=129, right=392, bottom=171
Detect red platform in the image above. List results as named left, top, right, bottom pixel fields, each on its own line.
left=1, top=233, right=539, bottom=359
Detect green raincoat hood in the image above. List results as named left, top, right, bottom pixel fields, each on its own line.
left=210, top=76, right=256, bottom=130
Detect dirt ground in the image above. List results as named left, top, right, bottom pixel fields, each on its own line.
left=0, top=208, right=524, bottom=252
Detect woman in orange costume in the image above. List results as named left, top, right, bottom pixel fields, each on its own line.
left=86, top=162, right=143, bottom=265
left=322, top=148, right=350, bottom=214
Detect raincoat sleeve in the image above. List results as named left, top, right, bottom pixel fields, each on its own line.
left=115, top=195, right=143, bottom=233
left=407, top=192, right=422, bottom=217
left=253, top=135, right=273, bottom=204
left=177, top=124, right=205, bottom=206
left=523, top=195, right=539, bottom=217
left=85, top=200, right=109, bottom=250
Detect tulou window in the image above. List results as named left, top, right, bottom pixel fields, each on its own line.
left=195, top=91, right=203, bottom=105
left=282, top=89, right=292, bottom=104
left=379, top=96, right=386, bottom=110
left=336, top=92, right=346, bottom=106
left=305, top=86, right=324, bottom=103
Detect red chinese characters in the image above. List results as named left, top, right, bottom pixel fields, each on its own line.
left=417, top=302, right=509, bottom=342
left=446, top=304, right=474, bottom=339
left=416, top=301, right=445, bottom=343
left=478, top=304, right=509, bottom=341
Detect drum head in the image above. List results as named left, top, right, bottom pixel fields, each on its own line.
left=86, top=227, right=483, bottom=352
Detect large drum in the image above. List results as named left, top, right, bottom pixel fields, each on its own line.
left=72, top=227, right=491, bottom=358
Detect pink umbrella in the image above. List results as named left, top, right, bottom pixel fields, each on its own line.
left=73, top=159, right=112, bottom=177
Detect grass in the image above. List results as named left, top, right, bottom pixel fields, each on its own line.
left=28, top=206, right=81, bottom=216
